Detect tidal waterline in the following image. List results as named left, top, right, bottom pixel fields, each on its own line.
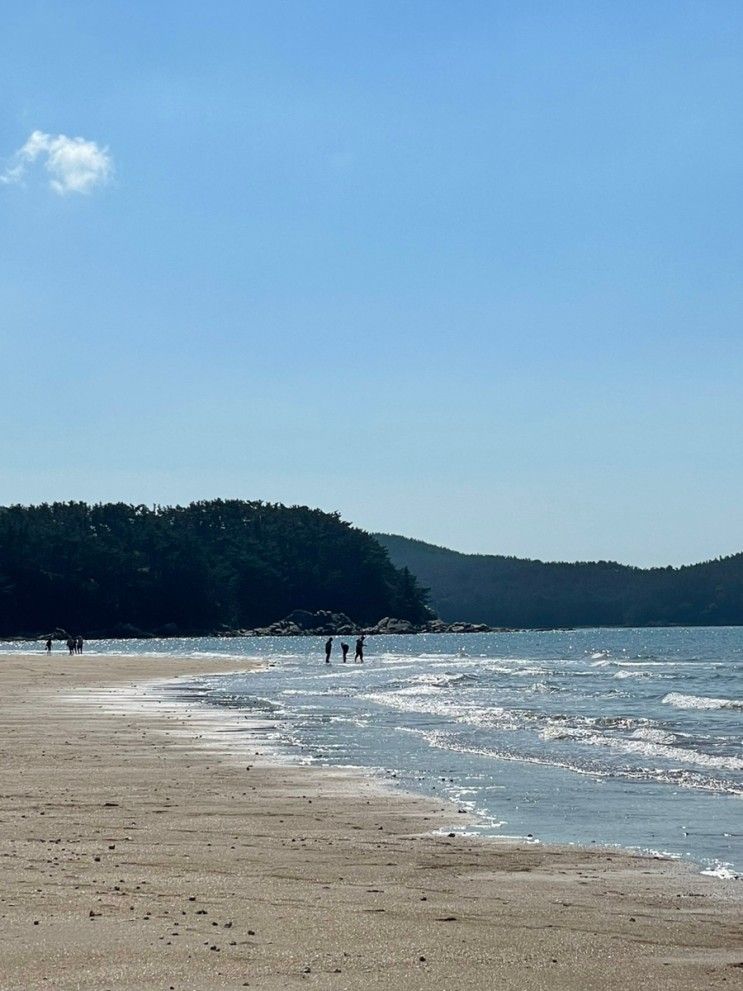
left=6, top=627, right=741, bottom=874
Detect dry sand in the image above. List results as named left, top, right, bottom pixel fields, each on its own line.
left=0, top=652, right=741, bottom=991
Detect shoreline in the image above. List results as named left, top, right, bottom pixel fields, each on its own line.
left=139, top=666, right=740, bottom=878
left=10, top=621, right=743, bottom=644
left=1, top=653, right=741, bottom=990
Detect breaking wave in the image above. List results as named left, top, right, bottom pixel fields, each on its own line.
left=662, top=692, right=743, bottom=711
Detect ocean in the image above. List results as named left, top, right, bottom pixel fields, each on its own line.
left=6, top=627, right=741, bottom=876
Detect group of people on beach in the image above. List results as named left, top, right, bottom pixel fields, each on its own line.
left=45, top=637, right=84, bottom=655
left=325, top=635, right=365, bottom=663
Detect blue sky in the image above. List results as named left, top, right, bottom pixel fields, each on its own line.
left=2, top=1, right=742, bottom=565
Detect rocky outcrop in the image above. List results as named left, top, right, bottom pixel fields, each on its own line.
left=360, top=616, right=495, bottom=635
left=23, top=614, right=499, bottom=640
left=232, top=611, right=496, bottom=637
left=422, top=619, right=494, bottom=634
left=235, top=610, right=357, bottom=637
left=370, top=616, right=417, bottom=634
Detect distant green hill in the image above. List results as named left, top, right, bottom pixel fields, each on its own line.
left=0, top=501, right=429, bottom=638
left=375, top=533, right=743, bottom=628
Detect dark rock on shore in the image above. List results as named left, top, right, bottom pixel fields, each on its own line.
left=421, top=619, right=494, bottom=634
left=362, top=616, right=495, bottom=635
left=11, top=614, right=499, bottom=641
left=236, top=610, right=358, bottom=637
left=231, top=611, right=497, bottom=637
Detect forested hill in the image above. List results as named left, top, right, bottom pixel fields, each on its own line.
left=0, top=501, right=429, bottom=638
left=375, top=533, right=743, bottom=628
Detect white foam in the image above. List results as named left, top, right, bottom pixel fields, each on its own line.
left=617, top=662, right=675, bottom=669
left=540, top=725, right=591, bottom=742
left=408, top=671, right=471, bottom=688
left=629, top=727, right=676, bottom=745
left=584, top=731, right=743, bottom=772
left=540, top=720, right=740, bottom=773
left=361, top=691, right=521, bottom=730
left=662, top=692, right=743, bottom=711
left=701, top=864, right=742, bottom=881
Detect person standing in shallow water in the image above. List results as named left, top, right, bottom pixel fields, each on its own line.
left=45, top=638, right=52, bottom=655
left=325, top=637, right=333, bottom=663
left=354, top=635, right=365, bottom=663
left=341, top=642, right=349, bottom=663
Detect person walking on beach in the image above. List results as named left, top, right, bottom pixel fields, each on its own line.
left=341, top=642, right=349, bottom=663
left=325, top=637, right=333, bottom=663
left=76, top=636, right=84, bottom=654
left=354, top=635, right=365, bottom=663
left=45, top=638, right=52, bottom=655
left=66, top=637, right=75, bottom=656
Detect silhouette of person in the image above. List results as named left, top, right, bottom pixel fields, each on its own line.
left=354, top=636, right=365, bottom=663
left=67, top=637, right=75, bottom=656
left=45, top=638, right=52, bottom=655
left=325, top=637, right=333, bottom=663
left=341, top=642, right=349, bottom=663
left=76, top=636, right=83, bottom=654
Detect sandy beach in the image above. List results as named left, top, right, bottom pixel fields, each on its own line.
left=0, top=653, right=741, bottom=991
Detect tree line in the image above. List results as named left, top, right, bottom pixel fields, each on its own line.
left=376, top=532, right=743, bottom=628
left=0, top=501, right=430, bottom=638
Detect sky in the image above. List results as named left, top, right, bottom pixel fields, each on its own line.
left=1, top=1, right=742, bottom=566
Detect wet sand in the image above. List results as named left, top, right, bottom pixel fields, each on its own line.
left=1, top=652, right=741, bottom=990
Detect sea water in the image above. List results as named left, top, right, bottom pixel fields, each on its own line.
left=6, top=628, right=741, bottom=875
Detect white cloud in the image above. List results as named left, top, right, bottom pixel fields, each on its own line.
left=1, top=130, right=112, bottom=194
